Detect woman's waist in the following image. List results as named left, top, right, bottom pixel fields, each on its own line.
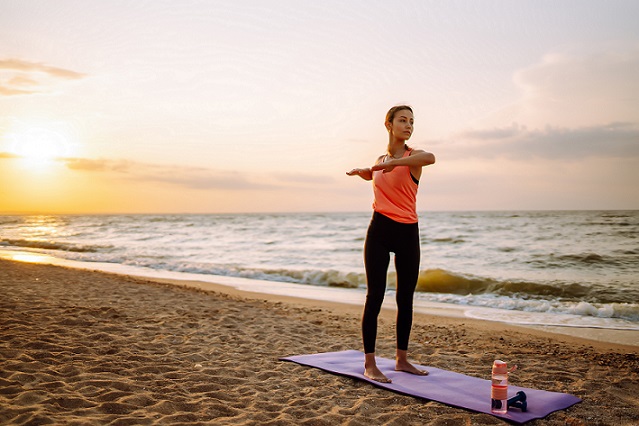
left=371, top=210, right=418, bottom=226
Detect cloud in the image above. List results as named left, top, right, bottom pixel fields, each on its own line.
left=482, top=46, right=639, bottom=129
left=2, top=153, right=335, bottom=191
left=63, top=158, right=131, bottom=173
left=0, top=59, right=85, bottom=79
left=449, top=122, right=639, bottom=160
left=0, top=58, right=86, bottom=96
left=0, top=152, right=20, bottom=159
left=514, top=50, right=639, bottom=105
left=447, top=46, right=639, bottom=162
left=8, top=75, right=40, bottom=87
left=61, top=157, right=267, bottom=190
left=0, top=86, right=35, bottom=96
left=60, top=157, right=334, bottom=191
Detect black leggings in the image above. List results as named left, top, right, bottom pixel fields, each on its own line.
left=362, top=212, right=421, bottom=354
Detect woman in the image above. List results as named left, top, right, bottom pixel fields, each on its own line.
left=346, top=105, right=436, bottom=383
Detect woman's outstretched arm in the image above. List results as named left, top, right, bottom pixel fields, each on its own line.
left=346, top=168, right=373, bottom=181
left=347, top=155, right=387, bottom=180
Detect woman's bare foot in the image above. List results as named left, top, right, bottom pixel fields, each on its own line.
left=395, top=360, right=428, bottom=376
left=395, top=350, right=428, bottom=376
left=364, top=365, right=392, bottom=383
left=364, top=353, right=392, bottom=383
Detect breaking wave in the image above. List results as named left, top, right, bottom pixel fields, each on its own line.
left=0, top=238, right=104, bottom=253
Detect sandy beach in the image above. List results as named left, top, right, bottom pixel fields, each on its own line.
left=1, top=258, right=638, bottom=425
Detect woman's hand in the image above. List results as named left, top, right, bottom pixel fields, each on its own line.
left=346, top=168, right=372, bottom=181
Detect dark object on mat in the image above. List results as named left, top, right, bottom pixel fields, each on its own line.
left=508, top=391, right=528, bottom=412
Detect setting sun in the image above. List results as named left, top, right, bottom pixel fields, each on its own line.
left=7, top=127, right=72, bottom=161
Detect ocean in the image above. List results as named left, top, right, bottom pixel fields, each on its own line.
left=1, top=211, right=638, bottom=330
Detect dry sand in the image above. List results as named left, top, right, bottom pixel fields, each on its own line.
left=1, top=258, right=638, bottom=425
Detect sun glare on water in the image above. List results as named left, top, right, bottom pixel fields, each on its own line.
left=10, top=253, right=52, bottom=264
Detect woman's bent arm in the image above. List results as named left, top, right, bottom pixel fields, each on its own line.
left=371, top=150, right=435, bottom=173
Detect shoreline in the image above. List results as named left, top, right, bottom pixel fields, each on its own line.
left=2, top=249, right=638, bottom=349
left=1, top=258, right=638, bottom=425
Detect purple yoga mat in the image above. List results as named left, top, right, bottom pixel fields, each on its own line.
left=281, top=350, right=581, bottom=424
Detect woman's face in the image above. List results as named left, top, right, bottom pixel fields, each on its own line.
left=388, top=109, right=414, bottom=140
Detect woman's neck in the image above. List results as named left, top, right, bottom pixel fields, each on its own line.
left=387, top=140, right=406, bottom=158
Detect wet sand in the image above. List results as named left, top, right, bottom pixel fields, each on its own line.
left=1, top=258, right=638, bottom=425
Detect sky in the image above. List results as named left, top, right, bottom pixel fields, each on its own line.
left=1, top=0, right=638, bottom=214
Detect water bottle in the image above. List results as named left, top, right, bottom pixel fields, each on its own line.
left=491, top=360, right=509, bottom=414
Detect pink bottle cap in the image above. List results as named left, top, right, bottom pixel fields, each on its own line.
left=492, top=360, right=508, bottom=374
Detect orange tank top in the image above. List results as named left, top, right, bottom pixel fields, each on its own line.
left=372, top=149, right=419, bottom=224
